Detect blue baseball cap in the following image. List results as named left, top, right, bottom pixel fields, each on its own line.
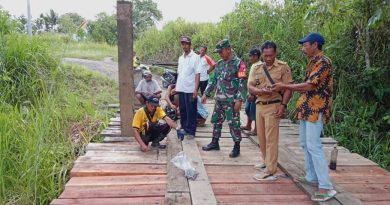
left=298, top=32, right=325, bottom=45
left=146, top=96, right=159, bottom=106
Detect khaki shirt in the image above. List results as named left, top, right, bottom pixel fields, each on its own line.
left=248, top=59, right=293, bottom=102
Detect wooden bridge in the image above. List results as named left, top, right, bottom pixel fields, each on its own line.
left=51, top=102, right=390, bottom=205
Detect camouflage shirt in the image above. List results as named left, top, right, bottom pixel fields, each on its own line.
left=204, top=55, right=247, bottom=102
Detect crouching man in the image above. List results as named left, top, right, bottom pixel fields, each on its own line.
left=132, top=96, right=181, bottom=152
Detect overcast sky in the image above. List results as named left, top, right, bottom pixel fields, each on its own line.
left=0, top=0, right=241, bottom=29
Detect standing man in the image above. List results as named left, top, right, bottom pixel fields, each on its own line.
left=201, top=39, right=247, bottom=158
left=248, top=41, right=293, bottom=180
left=271, top=33, right=336, bottom=201
left=176, top=36, right=201, bottom=139
left=241, top=48, right=262, bottom=135
left=198, top=46, right=216, bottom=96
left=135, top=70, right=162, bottom=105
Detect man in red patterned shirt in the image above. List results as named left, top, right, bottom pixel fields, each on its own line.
left=271, top=33, right=336, bottom=202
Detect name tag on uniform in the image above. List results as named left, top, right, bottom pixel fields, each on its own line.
left=238, top=61, right=247, bottom=79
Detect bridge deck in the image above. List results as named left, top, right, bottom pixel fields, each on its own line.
left=51, top=102, right=390, bottom=205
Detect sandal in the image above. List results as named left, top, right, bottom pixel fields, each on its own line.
left=253, top=172, right=277, bottom=181
left=248, top=130, right=257, bottom=135
left=240, top=126, right=251, bottom=131
left=311, top=190, right=337, bottom=202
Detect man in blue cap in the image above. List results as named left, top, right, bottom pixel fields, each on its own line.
left=132, top=96, right=183, bottom=151
left=271, top=32, right=336, bottom=202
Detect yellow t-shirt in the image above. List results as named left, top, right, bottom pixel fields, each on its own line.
left=132, top=106, right=166, bottom=132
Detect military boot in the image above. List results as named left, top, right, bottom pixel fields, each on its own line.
left=202, top=137, right=220, bottom=151
left=229, top=141, right=240, bottom=158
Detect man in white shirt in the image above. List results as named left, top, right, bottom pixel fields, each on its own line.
left=176, top=36, right=201, bottom=139
left=135, top=70, right=162, bottom=105
left=198, top=46, right=216, bottom=96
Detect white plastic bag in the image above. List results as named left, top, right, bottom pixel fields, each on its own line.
left=171, top=151, right=198, bottom=180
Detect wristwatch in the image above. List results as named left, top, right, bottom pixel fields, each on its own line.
left=281, top=103, right=288, bottom=109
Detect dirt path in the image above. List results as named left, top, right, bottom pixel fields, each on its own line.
left=63, top=57, right=119, bottom=81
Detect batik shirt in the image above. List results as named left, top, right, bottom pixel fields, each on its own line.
left=296, top=52, right=333, bottom=124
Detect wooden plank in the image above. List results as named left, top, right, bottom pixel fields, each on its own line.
left=212, top=183, right=304, bottom=195
left=165, top=193, right=191, bottom=205
left=339, top=183, right=390, bottom=194
left=75, top=156, right=166, bottom=164
left=51, top=197, right=165, bottom=205
left=182, top=139, right=217, bottom=205
left=86, top=143, right=140, bottom=151
left=84, top=150, right=159, bottom=157
left=70, top=163, right=166, bottom=177
left=103, top=137, right=134, bottom=143
left=207, top=172, right=292, bottom=184
left=332, top=176, right=390, bottom=184
left=353, top=193, right=390, bottom=202
left=195, top=138, right=257, bottom=147
left=216, top=195, right=312, bottom=204
left=59, top=184, right=166, bottom=198
left=101, top=129, right=121, bottom=137
left=66, top=175, right=166, bottom=186
left=329, top=165, right=390, bottom=177
left=165, top=132, right=190, bottom=197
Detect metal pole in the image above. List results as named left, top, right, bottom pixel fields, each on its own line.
left=117, top=1, right=134, bottom=137
left=27, top=0, right=32, bottom=36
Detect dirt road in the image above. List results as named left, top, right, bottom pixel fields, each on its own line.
left=63, top=57, right=119, bottom=81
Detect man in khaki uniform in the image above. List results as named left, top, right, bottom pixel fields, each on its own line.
left=248, top=41, right=293, bottom=180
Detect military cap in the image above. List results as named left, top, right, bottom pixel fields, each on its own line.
left=214, top=39, right=231, bottom=53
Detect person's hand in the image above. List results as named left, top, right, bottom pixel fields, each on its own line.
left=274, top=104, right=285, bottom=118
left=193, top=90, right=198, bottom=99
left=261, top=88, right=274, bottom=96
left=201, top=95, right=207, bottom=104
left=247, top=94, right=255, bottom=102
left=141, top=144, right=150, bottom=152
left=270, top=83, right=285, bottom=92
left=171, top=104, right=176, bottom=110
left=234, top=101, right=242, bottom=112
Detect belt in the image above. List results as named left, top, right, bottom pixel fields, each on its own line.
left=257, top=100, right=281, bottom=105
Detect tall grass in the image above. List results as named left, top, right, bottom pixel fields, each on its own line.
left=61, top=41, right=118, bottom=61
left=0, top=12, right=118, bottom=203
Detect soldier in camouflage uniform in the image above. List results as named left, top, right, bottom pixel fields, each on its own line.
left=201, top=39, right=247, bottom=158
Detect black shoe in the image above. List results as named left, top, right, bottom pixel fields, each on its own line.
left=151, top=142, right=166, bottom=149
left=202, top=137, right=220, bottom=151
left=229, top=142, right=240, bottom=158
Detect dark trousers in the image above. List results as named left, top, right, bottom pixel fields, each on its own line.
left=141, top=123, right=170, bottom=145
left=178, top=92, right=197, bottom=135
left=199, top=80, right=208, bottom=96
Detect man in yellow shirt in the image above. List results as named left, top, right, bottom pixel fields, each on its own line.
left=132, top=96, right=181, bottom=151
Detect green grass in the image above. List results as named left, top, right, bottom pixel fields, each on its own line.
left=59, top=41, right=118, bottom=61
left=0, top=63, right=118, bottom=204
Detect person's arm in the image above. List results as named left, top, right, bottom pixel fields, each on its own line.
left=203, top=62, right=218, bottom=98
left=193, top=73, right=200, bottom=99
left=164, top=116, right=177, bottom=129
left=133, top=128, right=150, bottom=152
left=206, top=55, right=216, bottom=74
left=165, top=85, right=175, bottom=108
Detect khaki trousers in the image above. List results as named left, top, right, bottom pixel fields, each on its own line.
left=256, top=103, right=281, bottom=175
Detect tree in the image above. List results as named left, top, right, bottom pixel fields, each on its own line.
left=37, top=9, right=58, bottom=32
left=133, top=0, right=162, bottom=38
left=87, top=0, right=162, bottom=44
left=58, top=13, right=85, bottom=34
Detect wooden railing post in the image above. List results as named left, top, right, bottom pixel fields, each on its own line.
left=117, top=1, right=133, bottom=137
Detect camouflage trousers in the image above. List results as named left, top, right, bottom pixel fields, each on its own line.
left=211, top=100, right=242, bottom=142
